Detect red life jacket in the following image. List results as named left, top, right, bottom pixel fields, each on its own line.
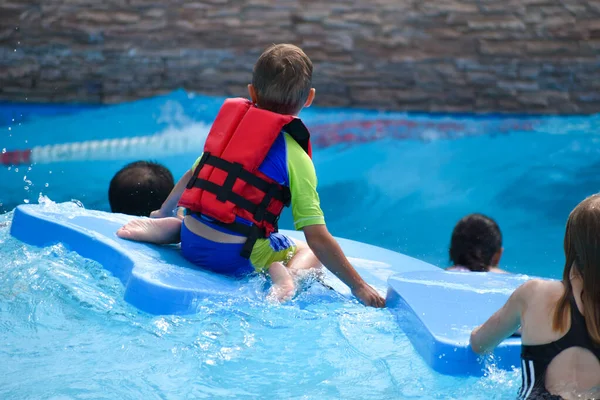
left=179, top=97, right=312, bottom=258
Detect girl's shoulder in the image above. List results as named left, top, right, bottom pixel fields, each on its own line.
left=516, top=278, right=563, bottom=309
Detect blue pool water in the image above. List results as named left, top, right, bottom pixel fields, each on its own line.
left=1, top=90, right=599, bottom=398
left=0, top=102, right=101, bottom=128
left=0, top=207, right=518, bottom=399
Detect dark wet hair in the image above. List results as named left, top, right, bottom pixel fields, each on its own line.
left=553, top=194, right=600, bottom=344
left=252, top=43, right=313, bottom=115
left=108, top=161, right=174, bottom=217
left=449, top=213, right=502, bottom=272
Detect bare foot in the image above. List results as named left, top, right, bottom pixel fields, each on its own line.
left=267, top=282, right=296, bottom=303
left=117, top=217, right=182, bottom=244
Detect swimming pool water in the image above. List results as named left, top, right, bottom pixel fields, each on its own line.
left=0, top=208, right=518, bottom=399
left=1, top=90, right=599, bottom=398
left=0, top=102, right=101, bottom=128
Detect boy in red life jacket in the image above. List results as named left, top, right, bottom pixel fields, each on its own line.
left=117, top=44, right=385, bottom=308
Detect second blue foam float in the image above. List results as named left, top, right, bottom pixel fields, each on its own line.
left=387, top=270, right=530, bottom=376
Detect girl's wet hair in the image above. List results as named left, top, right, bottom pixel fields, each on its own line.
left=449, top=213, right=502, bottom=272
left=553, top=194, right=600, bottom=345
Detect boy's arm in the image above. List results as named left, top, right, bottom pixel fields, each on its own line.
left=151, top=168, right=193, bottom=218
left=303, top=224, right=385, bottom=308
left=283, top=134, right=384, bottom=307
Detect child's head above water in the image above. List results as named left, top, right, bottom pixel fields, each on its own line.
left=249, top=43, right=314, bottom=116
left=108, top=161, right=174, bottom=217
left=449, top=213, right=503, bottom=272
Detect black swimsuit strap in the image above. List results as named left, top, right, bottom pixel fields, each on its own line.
left=566, top=292, right=600, bottom=359
left=519, top=292, right=600, bottom=399
left=568, top=294, right=583, bottom=329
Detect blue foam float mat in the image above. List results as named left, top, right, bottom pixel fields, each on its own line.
left=387, top=270, right=534, bottom=376
left=10, top=203, right=438, bottom=315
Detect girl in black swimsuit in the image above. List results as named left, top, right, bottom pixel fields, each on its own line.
left=520, top=292, right=600, bottom=399
left=470, top=194, right=600, bottom=400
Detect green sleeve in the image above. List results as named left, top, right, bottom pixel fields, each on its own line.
left=284, top=133, right=325, bottom=230
left=191, top=152, right=204, bottom=171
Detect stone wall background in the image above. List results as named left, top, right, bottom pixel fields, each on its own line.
left=1, top=0, right=599, bottom=114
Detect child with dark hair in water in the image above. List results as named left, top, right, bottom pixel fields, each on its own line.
left=446, top=213, right=507, bottom=273
left=108, top=161, right=175, bottom=217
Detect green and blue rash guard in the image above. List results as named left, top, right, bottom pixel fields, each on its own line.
left=186, top=132, right=325, bottom=273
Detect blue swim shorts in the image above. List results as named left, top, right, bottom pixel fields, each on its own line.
left=180, top=213, right=297, bottom=278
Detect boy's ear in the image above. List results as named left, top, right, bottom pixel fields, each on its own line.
left=304, top=88, right=316, bottom=108
left=248, top=84, right=258, bottom=104
left=491, top=247, right=504, bottom=266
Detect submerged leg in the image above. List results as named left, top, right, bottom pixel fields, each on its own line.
left=267, top=262, right=296, bottom=302
left=117, top=217, right=182, bottom=244
left=286, top=239, right=323, bottom=278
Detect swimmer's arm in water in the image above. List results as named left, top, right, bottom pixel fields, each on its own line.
left=151, top=168, right=194, bottom=218
left=470, top=281, right=528, bottom=354
left=303, top=224, right=386, bottom=308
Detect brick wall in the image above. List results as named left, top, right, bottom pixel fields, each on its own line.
left=1, top=0, right=599, bottom=114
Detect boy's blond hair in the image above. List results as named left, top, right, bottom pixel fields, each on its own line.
left=252, top=44, right=313, bottom=115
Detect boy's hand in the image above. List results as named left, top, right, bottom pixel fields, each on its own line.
left=352, top=283, right=386, bottom=308
left=303, top=224, right=387, bottom=308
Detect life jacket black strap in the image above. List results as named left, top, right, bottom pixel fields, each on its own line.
left=200, top=155, right=290, bottom=205
left=189, top=153, right=290, bottom=225
left=192, top=178, right=281, bottom=227
left=186, top=152, right=210, bottom=189
left=282, top=118, right=311, bottom=155
left=217, top=160, right=243, bottom=203
left=185, top=150, right=292, bottom=259
left=254, top=184, right=281, bottom=223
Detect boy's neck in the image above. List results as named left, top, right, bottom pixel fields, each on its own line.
left=253, top=102, right=300, bottom=117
